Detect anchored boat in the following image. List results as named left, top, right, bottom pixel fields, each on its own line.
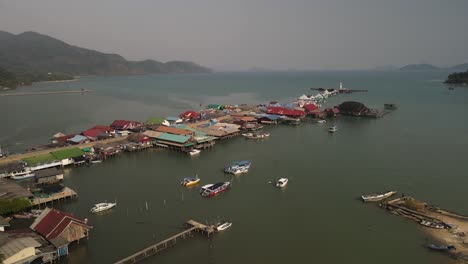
left=200, top=182, right=231, bottom=197
left=180, top=176, right=200, bottom=187
left=427, top=244, right=456, bottom=251
left=224, top=160, right=251, bottom=174
left=90, top=202, right=116, bottom=213
left=361, top=191, right=397, bottom=202
left=276, top=178, right=288, bottom=188
left=328, top=124, right=338, bottom=133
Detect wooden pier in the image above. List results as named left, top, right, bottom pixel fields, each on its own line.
left=32, top=187, right=78, bottom=207
left=114, top=220, right=216, bottom=264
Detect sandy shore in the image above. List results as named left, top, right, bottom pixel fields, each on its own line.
left=385, top=197, right=468, bottom=263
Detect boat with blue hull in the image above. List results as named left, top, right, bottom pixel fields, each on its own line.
left=224, top=160, right=251, bottom=175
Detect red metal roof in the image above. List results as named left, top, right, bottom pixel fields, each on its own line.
left=266, top=107, right=305, bottom=117
left=33, top=209, right=91, bottom=240
left=54, top=135, right=75, bottom=143
left=179, top=111, right=200, bottom=119
left=303, top=104, right=318, bottom=112
left=110, top=120, right=141, bottom=128
left=91, top=125, right=113, bottom=131
left=82, top=128, right=102, bottom=138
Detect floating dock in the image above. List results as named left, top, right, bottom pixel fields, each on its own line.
left=114, top=220, right=217, bottom=264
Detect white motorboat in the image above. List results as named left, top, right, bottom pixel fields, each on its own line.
left=90, top=202, right=116, bottom=213
left=189, top=149, right=201, bottom=156
left=276, top=178, right=288, bottom=188
left=328, top=124, right=338, bottom=133
left=317, top=119, right=326, bottom=123
left=216, top=222, right=232, bottom=231
left=224, top=160, right=251, bottom=175
left=361, top=191, right=397, bottom=202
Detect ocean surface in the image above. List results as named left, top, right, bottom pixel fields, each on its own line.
left=1, top=71, right=467, bottom=264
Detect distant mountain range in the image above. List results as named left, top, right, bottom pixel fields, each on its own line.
left=0, top=31, right=211, bottom=78
left=398, top=63, right=468, bottom=71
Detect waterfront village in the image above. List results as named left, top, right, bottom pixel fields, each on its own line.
left=0, top=88, right=407, bottom=264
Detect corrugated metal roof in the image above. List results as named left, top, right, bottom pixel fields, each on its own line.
left=156, top=133, right=191, bottom=143
left=68, top=135, right=88, bottom=143
left=155, top=126, right=193, bottom=135
left=51, top=148, right=84, bottom=160
left=0, top=235, right=41, bottom=259
left=142, top=130, right=162, bottom=138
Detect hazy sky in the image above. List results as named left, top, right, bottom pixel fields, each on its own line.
left=1, top=0, right=467, bottom=70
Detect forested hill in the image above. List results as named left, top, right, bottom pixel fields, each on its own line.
left=0, top=31, right=211, bottom=83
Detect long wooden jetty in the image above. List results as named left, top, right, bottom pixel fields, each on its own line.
left=114, top=220, right=216, bottom=264
left=0, top=89, right=92, bottom=97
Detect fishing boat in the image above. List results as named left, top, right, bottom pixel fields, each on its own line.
left=12, top=172, right=35, bottom=180
left=276, top=178, right=288, bottom=188
left=90, top=202, right=116, bottom=213
left=188, top=149, right=201, bottom=156
left=361, top=191, right=397, bottom=202
left=224, top=160, right=251, bottom=174
left=427, top=244, right=456, bottom=251
left=180, top=176, right=200, bottom=187
left=216, top=222, right=232, bottom=231
left=200, top=182, right=231, bottom=197
left=420, top=220, right=445, bottom=229
left=328, top=124, right=338, bottom=133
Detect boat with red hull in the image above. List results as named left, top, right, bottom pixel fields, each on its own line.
left=200, top=182, right=231, bottom=197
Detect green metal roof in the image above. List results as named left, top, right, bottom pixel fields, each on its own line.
left=51, top=148, right=84, bottom=160
left=207, top=104, right=222, bottom=110
left=23, top=153, right=58, bottom=166
left=146, top=117, right=165, bottom=125
left=156, top=133, right=190, bottom=144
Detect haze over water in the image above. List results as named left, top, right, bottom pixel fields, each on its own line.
left=1, top=71, right=467, bottom=263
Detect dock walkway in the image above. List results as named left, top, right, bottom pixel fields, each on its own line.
left=114, top=220, right=216, bottom=264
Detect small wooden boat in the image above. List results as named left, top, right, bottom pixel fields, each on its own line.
left=276, top=178, right=288, bottom=188
left=427, top=244, right=456, bottom=251
left=361, top=191, right=397, bottom=202
left=180, top=176, right=200, bottom=187
left=90, top=202, right=116, bottom=213
left=420, top=220, right=445, bottom=229
left=216, top=222, right=232, bottom=231
left=188, top=149, right=201, bottom=156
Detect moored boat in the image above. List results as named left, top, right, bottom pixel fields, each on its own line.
left=276, top=178, right=288, bottom=188
left=242, top=132, right=270, bottom=139
left=361, top=191, right=397, bottom=202
left=427, top=244, right=456, bottom=251
left=181, top=176, right=200, bottom=187
left=317, top=119, right=327, bottom=123
left=12, top=172, right=35, bottom=180
left=200, top=184, right=214, bottom=194
left=200, top=182, right=231, bottom=197
left=188, top=149, right=201, bottom=156
left=224, top=160, right=251, bottom=174
left=90, top=202, right=117, bottom=213
left=420, top=220, right=445, bottom=229
left=216, top=222, right=232, bottom=231
left=328, top=124, right=338, bottom=133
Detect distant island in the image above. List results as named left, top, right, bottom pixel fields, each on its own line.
left=372, top=63, right=468, bottom=72
left=444, top=70, right=468, bottom=84
left=0, top=31, right=211, bottom=89
left=399, top=64, right=440, bottom=71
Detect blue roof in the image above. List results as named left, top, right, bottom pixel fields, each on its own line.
left=236, top=160, right=251, bottom=165
left=69, top=135, right=88, bottom=143
left=265, top=115, right=282, bottom=120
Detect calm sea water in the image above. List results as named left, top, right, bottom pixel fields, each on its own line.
left=1, top=71, right=467, bottom=264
